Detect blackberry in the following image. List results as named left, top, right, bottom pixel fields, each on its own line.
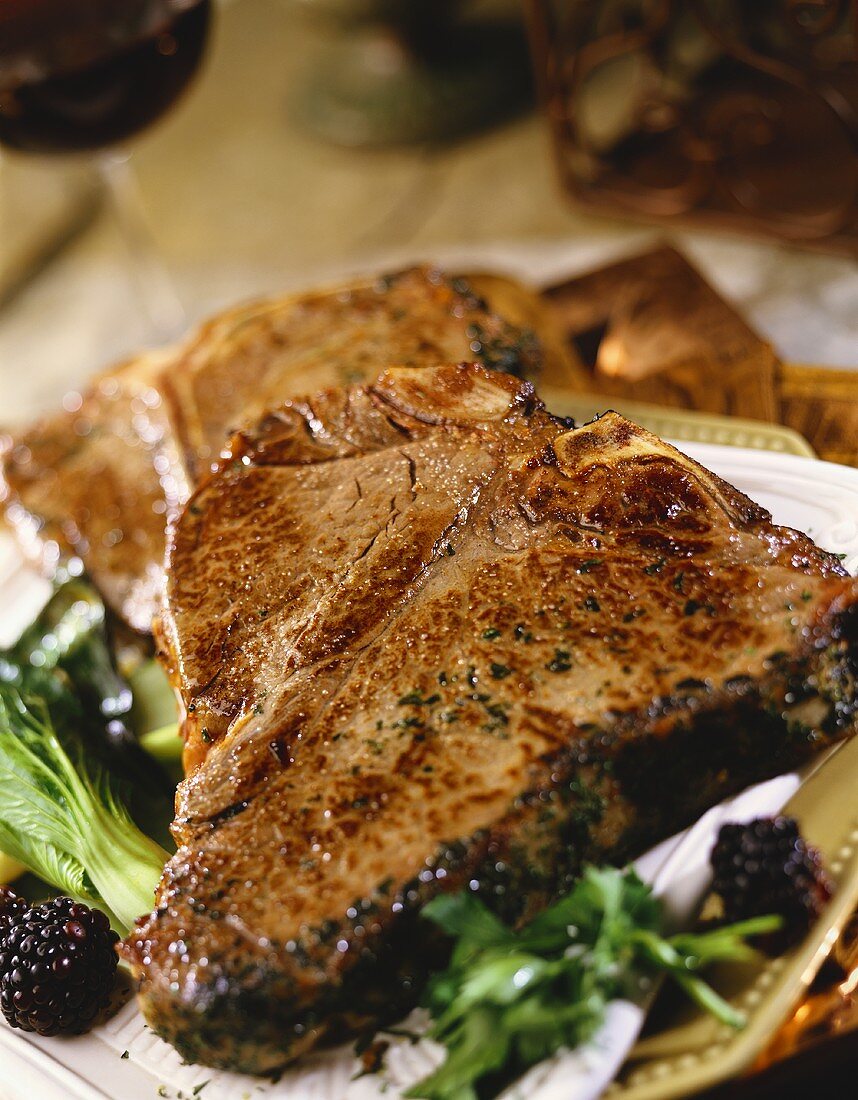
left=0, top=886, right=27, bottom=944
left=0, top=896, right=119, bottom=1035
left=711, top=816, right=832, bottom=949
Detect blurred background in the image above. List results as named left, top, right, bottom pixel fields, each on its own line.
left=0, top=0, right=856, bottom=426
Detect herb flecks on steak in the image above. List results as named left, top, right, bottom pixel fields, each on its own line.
left=121, top=363, right=858, bottom=1074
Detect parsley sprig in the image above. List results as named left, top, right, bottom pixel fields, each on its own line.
left=407, top=866, right=780, bottom=1100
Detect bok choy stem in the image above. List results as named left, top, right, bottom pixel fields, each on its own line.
left=0, top=684, right=169, bottom=935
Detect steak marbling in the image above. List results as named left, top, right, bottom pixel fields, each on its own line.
left=121, top=363, right=858, bottom=1073
left=1, top=268, right=564, bottom=632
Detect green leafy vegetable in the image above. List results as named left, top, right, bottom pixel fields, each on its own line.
left=0, top=682, right=169, bottom=934
left=0, top=578, right=173, bottom=928
left=6, top=576, right=138, bottom=738
left=407, top=866, right=781, bottom=1100
left=1, top=578, right=171, bottom=796
left=129, top=658, right=180, bottom=739
left=140, top=722, right=183, bottom=766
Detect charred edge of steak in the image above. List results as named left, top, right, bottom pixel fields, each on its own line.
left=136, top=613, right=858, bottom=1074
left=422, top=270, right=543, bottom=382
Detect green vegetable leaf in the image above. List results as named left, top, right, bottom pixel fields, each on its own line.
left=6, top=577, right=133, bottom=738
left=1, top=577, right=172, bottom=800
left=408, top=866, right=781, bottom=1100
left=130, top=659, right=181, bottom=739
left=410, top=1006, right=506, bottom=1100
left=421, top=891, right=514, bottom=952
left=0, top=682, right=169, bottom=935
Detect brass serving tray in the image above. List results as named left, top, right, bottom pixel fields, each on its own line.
left=612, top=735, right=858, bottom=1099
left=539, top=387, right=816, bottom=459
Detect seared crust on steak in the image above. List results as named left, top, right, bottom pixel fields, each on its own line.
left=1, top=267, right=561, bottom=632
left=0, top=348, right=184, bottom=633
left=120, top=363, right=858, bottom=1074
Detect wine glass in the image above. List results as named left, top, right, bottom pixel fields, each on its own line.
left=0, top=0, right=213, bottom=340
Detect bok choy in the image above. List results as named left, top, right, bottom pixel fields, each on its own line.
left=0, top=682, right=168, bottom=934
left=0, top=578, right=172, bottom=933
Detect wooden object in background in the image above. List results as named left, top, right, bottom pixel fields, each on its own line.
left=778, top=363, right=858, bottom=468
left=545, top=245, right=780, bottom=423
left=527, top=0, right=858, bottom=257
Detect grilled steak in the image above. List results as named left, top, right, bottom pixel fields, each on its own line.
left=0, top=349, right=188, bottom=633
left=1, top=267, right=572, bottom=632
left=120, top=363, right=858, bottom=1074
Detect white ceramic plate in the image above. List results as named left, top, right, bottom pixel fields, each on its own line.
left=1, top=443, right=858, bottom=1100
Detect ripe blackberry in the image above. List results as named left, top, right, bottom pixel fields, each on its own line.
left=0, top=896, right=119, bottom=1035
left=0, top=886, right=27, bottom=944
left=711, top=816, right=832, bottom=949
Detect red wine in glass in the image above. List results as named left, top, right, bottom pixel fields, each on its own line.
left=0, top=0, right=212, bottom=154
left=0, top=1, right=213, bottom=338
left=0, top=0, right=212, bottom=155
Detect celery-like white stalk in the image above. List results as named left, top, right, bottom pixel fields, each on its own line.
left=0, top=687, right=169, bottom=935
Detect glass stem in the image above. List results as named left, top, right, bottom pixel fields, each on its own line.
left=97, top=151, right=185, bottom=343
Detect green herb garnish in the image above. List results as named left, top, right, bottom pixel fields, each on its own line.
left=399, top=691, right=441, bottom=707
left=407, top=865, right=779, bottom=1100
left=546, top=649, right=572, bottom=673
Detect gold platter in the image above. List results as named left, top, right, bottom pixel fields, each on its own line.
left=540, top=387, right=815, bottom=459
left=613, top=736, right=858, bottom=1098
